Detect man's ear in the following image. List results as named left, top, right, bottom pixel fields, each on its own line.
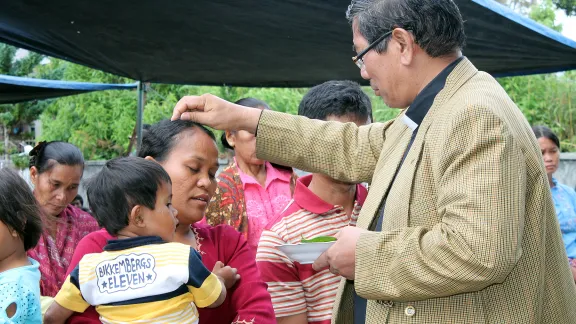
left=392, top=28, right=415, bottom=66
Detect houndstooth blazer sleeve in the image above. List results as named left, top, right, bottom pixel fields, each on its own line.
left=255, top=111, right=394, bottom=184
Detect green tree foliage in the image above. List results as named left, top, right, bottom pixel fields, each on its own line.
left=38, top=57, right=398, bottom=160
left=496, top=0, right=538, bottom=13
left=529, top=0, right=563, bottom=31
left=0, top=44, right=54, bottom=162
left=499, top=72, right=576, bottom=150
left=0, top=44, right=49, bottom=133
left=553, top=0, right=576, bottom=16
left=144, top=85, right=307, bottom=122
left=10, top=154, right=29, bottom=169
left=497, top=0, right=576, bottom=151
left=496, top=0, right=576, bottom=16
left=39, top=60, right=137, bottom=159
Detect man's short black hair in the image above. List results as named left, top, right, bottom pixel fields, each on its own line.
left=298, top=80, right=372, bottom=122
left=86, top=157, right=172, bottom=235
left=347, top=0, right=466, bottom=58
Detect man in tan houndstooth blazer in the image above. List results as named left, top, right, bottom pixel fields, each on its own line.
left=172, top=0, right=576, bottom=323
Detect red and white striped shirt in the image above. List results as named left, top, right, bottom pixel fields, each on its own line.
left=256, top=175, right=367, bottom=323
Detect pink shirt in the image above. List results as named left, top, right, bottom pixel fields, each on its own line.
left=236, top=158, right=293, bottom=250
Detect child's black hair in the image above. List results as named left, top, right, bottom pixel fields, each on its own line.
left=298, top=80, right=372, bottom=122
left=86, top=157, right=172, bottom=235
left=0, top=168, right=42, bottom=250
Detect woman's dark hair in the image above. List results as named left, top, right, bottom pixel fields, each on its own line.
left=73, top=194, right=84, bottom=206
left=138, top=119, right=216, bottom=162
left=29, top=141, right=84, bottom=173
left=86, top=157, right=172, bottom=235
left=221, top=98, right=270, bottom=150
left=0, top=168, right=42, bottom=250
left=532, top=125, right=560, bottom=150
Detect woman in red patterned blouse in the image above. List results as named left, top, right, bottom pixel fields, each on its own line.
left=26, top=141, right=100, bottom=298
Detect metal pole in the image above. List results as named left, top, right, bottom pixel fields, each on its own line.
left=136, top=81, right=144, bottom=153
left=3, top=125, right=9, bottom=163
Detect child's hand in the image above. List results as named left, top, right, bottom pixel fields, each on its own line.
left=212, top=261, right=240, bottom=289
left=44, top=300, right=74, bottom=324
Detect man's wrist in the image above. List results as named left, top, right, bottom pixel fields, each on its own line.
left=236, top=106, right=264, bottom=134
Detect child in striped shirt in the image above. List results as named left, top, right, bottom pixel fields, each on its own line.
left=256, top=80, right=372, bottom=324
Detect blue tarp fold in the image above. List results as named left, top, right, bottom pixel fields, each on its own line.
left=0, top=74, right=137, bottom=104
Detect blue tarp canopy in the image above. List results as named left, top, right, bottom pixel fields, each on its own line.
left=0, top=74, right=137, bottom=104
left=462, top=0, right=576, bottom=77
left=0, top=0, right=575, bottom=87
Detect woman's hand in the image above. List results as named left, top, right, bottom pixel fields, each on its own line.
left=212, top=260, right=241, bottom=289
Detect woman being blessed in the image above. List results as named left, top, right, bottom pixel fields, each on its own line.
left=65, top=120, right=275, bottom=324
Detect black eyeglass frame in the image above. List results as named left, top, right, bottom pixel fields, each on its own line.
left=352, top=28, right=412, bottom=69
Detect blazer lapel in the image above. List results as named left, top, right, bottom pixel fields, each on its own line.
left=332, top=279, right=355, bottom=323
left=356, top=120, right=413, bottom=230
left=380, top=58, right=479, bottom=230
left=382, top=112, right=434, bottom=229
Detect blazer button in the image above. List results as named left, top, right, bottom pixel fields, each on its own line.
left=404, top=306, right=416, bottom=317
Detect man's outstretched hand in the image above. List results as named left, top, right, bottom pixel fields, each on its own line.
left=171, top=94, right=262, bottom=133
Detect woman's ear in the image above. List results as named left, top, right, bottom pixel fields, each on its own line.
left=129, top=205, right=146, bottom=228
left=30, top=166, right=39, bottom=186
left=144, top=156, right=157, bottom=162
left=225, top=130, right=236, bottom=148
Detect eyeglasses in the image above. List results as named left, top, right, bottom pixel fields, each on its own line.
left=352, top=30, right=394, bottom=70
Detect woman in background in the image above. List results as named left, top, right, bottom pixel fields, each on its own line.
left=205, top=98, right=297, bottom=251
left=533, top=125, right=576, bottom=281
left=26, top=141, right=100, bottom=297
